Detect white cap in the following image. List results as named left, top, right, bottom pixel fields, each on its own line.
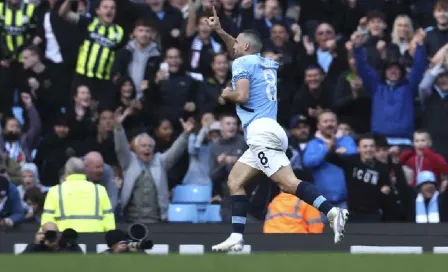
left=417, top=171, right=436, bottom=187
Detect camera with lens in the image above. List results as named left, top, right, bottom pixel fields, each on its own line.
left=24, top=228, right=82, bottom=254
left=41, top=230, right=58, bottom=245
left=104, top=223, right=153, bottom=254
left=124, top=223, right=153, bottom=250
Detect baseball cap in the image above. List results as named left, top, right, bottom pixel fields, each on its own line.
left=0, top=175, right=10, bottom=198
left=417, top=171, right=436, bottom=187
left=290, top=115, right=309, bottom=129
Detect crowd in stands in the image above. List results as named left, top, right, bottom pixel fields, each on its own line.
left=1, top=0, right=448, bottom=233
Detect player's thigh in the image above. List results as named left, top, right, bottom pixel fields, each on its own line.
left=248, top=145, right=297, bottom=192
left=228, top=151, right=261, bottom=193
left=270, top=164, right=301, bottom=194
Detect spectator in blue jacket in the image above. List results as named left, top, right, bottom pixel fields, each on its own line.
left=303, top=111, right=358, bottom=208
left=352, top=29, right=427, bottom=146
left=0, top=175, right=25, bottom=228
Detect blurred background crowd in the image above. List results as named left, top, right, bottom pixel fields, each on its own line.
left=1, top=0, right=448, bottom=234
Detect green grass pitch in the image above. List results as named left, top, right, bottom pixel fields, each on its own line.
left=0, top=253, right=444, bottom=272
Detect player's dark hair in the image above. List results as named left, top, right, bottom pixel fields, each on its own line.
left=356, top=133, right=375, bottom=146
left=241, top=29, right=263, bottom=53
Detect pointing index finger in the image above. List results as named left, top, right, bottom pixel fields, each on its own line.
left=212, top=6, right=217, bottom=18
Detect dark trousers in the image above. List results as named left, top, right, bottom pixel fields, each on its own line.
left=71, top=73, right=117, bottom=110
left=0, top=61, right=23, bottom=117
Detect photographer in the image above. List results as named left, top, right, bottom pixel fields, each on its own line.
left=23, top=222, right=83, bottom=253
left=102, top=224, right=153, bottom=254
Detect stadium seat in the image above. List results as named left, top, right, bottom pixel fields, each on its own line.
left=204, top=204, right=222, bottom=223
left=168, top=204, right=199, bottom=223
left=172, top=185, right=212, bottom=204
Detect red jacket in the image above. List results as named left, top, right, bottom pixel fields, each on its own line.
left=399, top=148, right=448, bottom=187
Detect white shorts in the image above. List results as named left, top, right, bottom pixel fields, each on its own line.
left=238, top=118, right=290, bottom=177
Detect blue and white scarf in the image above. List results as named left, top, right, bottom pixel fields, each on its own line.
left=190, top=36, right=222, bottom=69
left=416, top=191, right=440, bottom=223
left=4, top=141, right=23, bottom=163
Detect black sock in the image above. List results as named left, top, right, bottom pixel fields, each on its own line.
left=231, top=195, right=248, bottom=234
left=296, top=181, right=333, bottom=215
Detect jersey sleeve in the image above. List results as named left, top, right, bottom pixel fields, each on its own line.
left=232, top=58, right=251, bottom=82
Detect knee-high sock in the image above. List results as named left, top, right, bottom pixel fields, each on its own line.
left=231, top=195, right=249, bottom=234
left=296, top=181, right=333, bottom=215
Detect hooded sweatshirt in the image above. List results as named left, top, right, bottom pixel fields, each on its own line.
left=126, top=40, right=161, bottom=97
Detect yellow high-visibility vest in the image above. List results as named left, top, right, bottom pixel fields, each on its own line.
left=41, top=174, right=115, bottom=233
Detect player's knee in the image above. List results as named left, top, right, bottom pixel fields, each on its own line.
left=271, top=170, right=299, bottom=194
left=227, top=176, right=244, bottom=195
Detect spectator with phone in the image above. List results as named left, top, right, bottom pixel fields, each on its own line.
left=144, top=48, right=199, bottom=133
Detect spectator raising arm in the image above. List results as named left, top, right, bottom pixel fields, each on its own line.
left=419, top=64, right=446, bottom=108
left=352, top=32, right=380, bottom=94
left=59, top=0, right=80, bottom=24
left=160, top=119, right=193, bottom=170
left=113, top=108, right=134, bottom=171
left=21, top=93, right=42, bottom=152
left=407, top=29, right=428, bottom=92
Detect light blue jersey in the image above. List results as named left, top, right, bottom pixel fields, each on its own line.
left=231, top=53, right=279, bottom=136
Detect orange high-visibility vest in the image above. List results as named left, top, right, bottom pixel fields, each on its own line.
left=263, top=193, right=324, bottom=233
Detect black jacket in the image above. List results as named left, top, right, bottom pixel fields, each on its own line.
left=424, top=26, right=448, bottom=58
left=145, top=71, right=198, bottom=128
left=33, top=133, right=76, bottom=187
left=325, top=153, right=393, bottom=215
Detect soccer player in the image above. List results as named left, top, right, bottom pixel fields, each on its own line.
left=206, top=7, right=349, bottom=252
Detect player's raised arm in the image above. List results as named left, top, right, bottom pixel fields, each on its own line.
left=207, top=6, right=236, bottom=58
left=59, top=0, right=80, bottom=24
